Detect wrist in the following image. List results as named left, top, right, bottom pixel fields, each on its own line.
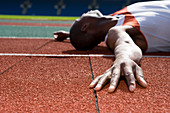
left=115, top=51, right=142, bottom=64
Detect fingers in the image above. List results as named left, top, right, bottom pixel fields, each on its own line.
left=53, top=32, right=68, bottom=41
left=123, top=65, right=136, bottom=92
left=94, top=75, right=109, bottom=91
left=89, top=66, right=121, bottom=93
left=108, top=68, right=120, bottom=93
left=135, top=65, right=148, bottom=88
left=53, top=32, right=59, bottom=40
left=53, top=34, right=58, bottom=39
left=89, top=63, right=147, bottom=93
left=89, top=75, right=103, bottom=88
left=89, top=68, right=112, bottom=91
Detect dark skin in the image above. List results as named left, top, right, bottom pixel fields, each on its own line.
left=53, top=30, right=69, bottom=41
left=54, top=25, right=147, bottom=51
left=54, top=10, right=148, bottom=92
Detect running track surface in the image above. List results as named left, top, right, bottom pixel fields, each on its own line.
left=0, top=19, right=170, bottom=112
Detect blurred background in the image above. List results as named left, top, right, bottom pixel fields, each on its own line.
left=0, top=0, right=160, bottom=16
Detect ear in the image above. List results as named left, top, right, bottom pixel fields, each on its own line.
left=81, top=23, right=90, bottom=32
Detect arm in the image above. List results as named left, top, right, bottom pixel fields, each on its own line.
left=53, top=30, right=70, bottom=41
left=89, top=26, right=147, bottom=92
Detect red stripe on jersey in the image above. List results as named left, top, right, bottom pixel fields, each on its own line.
left=111, top=7, right=140, bottom=31
left=111, top=7, right=148, bottom=52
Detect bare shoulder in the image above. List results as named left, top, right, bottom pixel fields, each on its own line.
left=107, top=25, right=147, bottom=52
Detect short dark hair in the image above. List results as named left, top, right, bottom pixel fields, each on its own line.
left=70, top=22, right=100, bottom=51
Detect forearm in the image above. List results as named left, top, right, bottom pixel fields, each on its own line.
left=114, top=41, right=142, bottom=64
left=108, top=28, right=142, bottom=64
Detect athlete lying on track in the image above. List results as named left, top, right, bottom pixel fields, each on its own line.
left=53, top=1, right=170, bottom=93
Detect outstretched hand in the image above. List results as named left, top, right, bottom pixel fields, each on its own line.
left=53, top=30, right=70, bottom=41
left=89, top=57, right=148, bottom=93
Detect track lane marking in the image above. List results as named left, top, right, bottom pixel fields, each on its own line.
left=0, top=53, right=170, bottom=58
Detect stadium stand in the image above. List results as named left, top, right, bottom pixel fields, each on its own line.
left=0, top=0, right=157, bottom=16
left=0, top=0, right=22, bottom=15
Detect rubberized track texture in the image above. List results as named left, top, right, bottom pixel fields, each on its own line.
left=0, top=18, right=170, bottom=112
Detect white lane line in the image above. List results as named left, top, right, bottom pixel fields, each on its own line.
left=0, top=53, right=170, bottom=58
left=0, top=36, right=70, bottom=40
left=0, top=53, right=114, bottom=57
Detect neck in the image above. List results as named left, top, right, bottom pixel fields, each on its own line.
left=96, top=17, right=118, bottom=41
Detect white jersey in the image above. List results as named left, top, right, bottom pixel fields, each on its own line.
left=106, top=1, right=170, bottom=52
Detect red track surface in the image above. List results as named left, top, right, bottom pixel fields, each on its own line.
left=0, top=38, right=169, bottom=112
left=91, top=57, right=169, bottom=112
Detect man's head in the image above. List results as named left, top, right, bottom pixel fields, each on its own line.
left=70, top=17, right=101, bottom=50
left=69, top=10, right=116, bottom=51
left=70, top=10, right=105, bottom=50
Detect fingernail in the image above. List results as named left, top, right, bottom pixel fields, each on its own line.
left=141, top=79, right=148, bottom=88
left=89, top=85, right=93, bottom=88
left=54, top=35, right=58, bottom=38
left=129, top=85, right=135, bottom=92
left=89, top=83, right=93, bottom=86
left=94, top=87, right=100, bottom=91
left=95, top=85, right=101, bottom=91
left=108, top=86, right=115, bottom=93
left=143, top=80, right=148, bottom=88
